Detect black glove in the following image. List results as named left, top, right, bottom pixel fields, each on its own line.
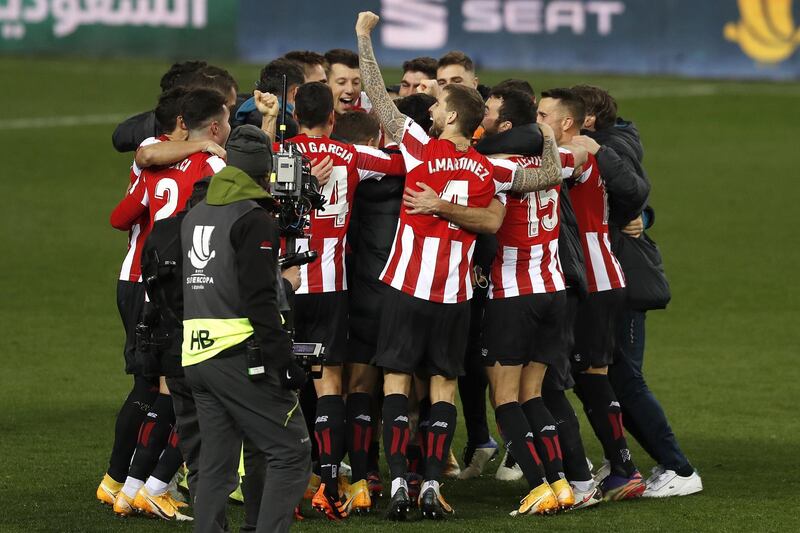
left=279, top=358, right=307, bottom=390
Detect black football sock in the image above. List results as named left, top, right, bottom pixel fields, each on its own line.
left=127, top=393, right=176, bottom=481
left=416, top=397, right=431, bottom=473
left=424, top=402, right=457, bottom=483
left=346, top=392, right=373, bottom=482
left=521, top=397, right=565, bottom=484
left=367, top=440, right=380, bottom=473
left=574, top=373, right=636, bottom=478
left=107, top=376, right=158, bottom=482
left=314, top=394, right=346, bottom=497
left=300, top=382, right=318, bottom=464
left=542, top=389, right=593, bottom=482
left=407, top=441, right=423, bottom=474
left=495, top=402, right=546, bottom=489
left=382, top=394, right=410, bottom=482
left=150, top=426, right=183, bottom=485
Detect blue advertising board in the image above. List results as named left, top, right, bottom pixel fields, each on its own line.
left=238, top=0, right=800, bottom=80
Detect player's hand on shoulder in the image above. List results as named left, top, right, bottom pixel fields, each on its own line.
left=571, top=135, right=601, bottom=155
left=403, top=182, right=441, bottom=215
left=203, top=141, right=227, bottom=161
left=310, top=156, right=333, bottom=187
left=356, top=11, right=380, bottom=36
left=254, top=90, right=279, bottom=118
left=562, top=143, right=589, bottom=168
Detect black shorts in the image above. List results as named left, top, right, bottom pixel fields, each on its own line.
left=374, top=288, right=470, bottom=379
left=543, top=290, right=580, bottom=391
left=347, top=281, right=390, bottom=365
left=294, top=291, right=348, bottom=365
left=571, top=288, right=625, bottom=372
left=116, top=279, right=146, bottom=375
left=482, top=291, right=567, bottom=367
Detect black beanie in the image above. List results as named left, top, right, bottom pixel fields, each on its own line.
left=225, top=125, right=273, bottom=181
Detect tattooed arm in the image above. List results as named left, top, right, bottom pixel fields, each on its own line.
left=356, top=11, right=408, bottom=145
left=509, top=123, right=563, bottom=193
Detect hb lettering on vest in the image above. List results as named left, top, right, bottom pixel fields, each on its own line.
left=190, top=330, right=215, bottom=351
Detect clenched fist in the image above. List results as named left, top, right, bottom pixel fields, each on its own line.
left=356, top=11, right=380, bottom=36
left=416, top=79, right=440, bottom=97
left=253, top=90, right=279, bottom=118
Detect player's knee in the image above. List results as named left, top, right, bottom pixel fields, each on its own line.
left=429, top=375, right=457, bottom=404
left=314, top=365, right=342, bottom=396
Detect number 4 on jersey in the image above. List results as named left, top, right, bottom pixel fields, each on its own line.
left=440, top=180, right=469, bottom=230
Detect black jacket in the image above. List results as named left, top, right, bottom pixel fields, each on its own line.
left=589, top=119, right=670, bottom=310
left=112, top=110, right=160, bottom=153
left=587, top=119, right=651, bottom=227
left=346, top=147, right=405, bottom=348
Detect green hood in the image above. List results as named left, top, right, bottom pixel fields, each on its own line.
left=206, top=166, right=273, bottom=206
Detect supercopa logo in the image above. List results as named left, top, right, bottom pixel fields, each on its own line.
left=187, top=225, right=215, bottom=287
left=380, top=0, right=626, bottom=49
left=189, top=225, right=216, bottom=270
left=725, top=0, right=800, bottom=63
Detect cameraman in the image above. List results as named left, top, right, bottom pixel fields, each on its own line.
left=181, top=128, right=310, bottom=533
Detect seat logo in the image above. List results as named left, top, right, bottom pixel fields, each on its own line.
left=725, top=0, right=800, bottom=63
left=189, top=225, right=216, bottom=269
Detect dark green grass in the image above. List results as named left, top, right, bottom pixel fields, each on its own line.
left=0, top=56, right=799, bottom=532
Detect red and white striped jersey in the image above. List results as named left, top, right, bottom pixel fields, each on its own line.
left=111, top=149, right=226, bottom=267
left=489, top=149, right=577, bottom=299
left=380, top=118, right=518, bottom=304
left=569, top=153, right=625, bottom=292
left=287, top=134, right=405, bottom=294
left=116, top=135, right=163, bottom=282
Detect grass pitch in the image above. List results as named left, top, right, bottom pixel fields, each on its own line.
left=0, top=56, right=799, bottom=532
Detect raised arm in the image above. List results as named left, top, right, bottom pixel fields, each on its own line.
left=509, top=123, right=562, bottom=193
left=356, top=11, right=408, bottom=145
left=253, top=90, right=279, bottom=143
left=404, top=182, right=506, bottom=234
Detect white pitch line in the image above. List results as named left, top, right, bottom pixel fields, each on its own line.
left=0, top=113, right=131, bottom=130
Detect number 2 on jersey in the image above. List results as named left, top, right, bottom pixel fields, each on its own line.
left=153, top=178, right=179, bottom=221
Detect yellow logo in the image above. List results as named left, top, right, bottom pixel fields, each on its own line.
left=725, top=0, right=800, bottom=63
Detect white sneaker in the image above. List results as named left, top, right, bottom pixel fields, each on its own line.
left=458, top=439, right=499, bottom=479
left=643, top=469, right=703, bottom=498
left=570, top=481, right=603, bottom=510
left=645, top=464, right=666, bottom=485
left=593, top=459, right=610, bottom=484
left=495, top=451, right=523, bottom=481
left=339, top=462, right=352, bottom=479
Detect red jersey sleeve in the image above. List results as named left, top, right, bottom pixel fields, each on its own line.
left=110, top=176, right=148, bottom=230
left=354, top=145, right=406, bottom=181
left=487, top=157, right=518, bottom=194
left=198, top=155, right=226, bottom=178
left=559, top=148, right=578, bottom=180
left=399, top=117, right=431, bottom=172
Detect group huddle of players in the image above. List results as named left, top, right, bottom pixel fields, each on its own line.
left=95, top=10, right=702, bottom=528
